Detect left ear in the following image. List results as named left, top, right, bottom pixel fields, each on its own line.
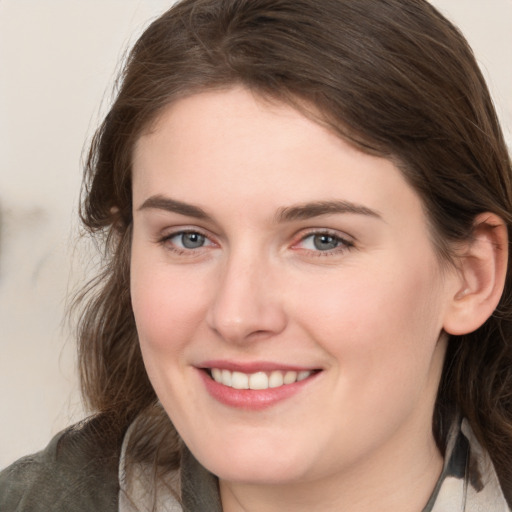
left=443, top=212, right=508, bottom=336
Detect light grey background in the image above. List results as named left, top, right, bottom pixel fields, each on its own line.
left=1, top=0, right=511, bottom=469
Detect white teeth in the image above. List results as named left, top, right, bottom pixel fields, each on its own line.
left=221, top=369, right=232, bottom=387
left=268, top=371, right=284, bottom=388
left=249, top=372, right=268, bottom=390
left=297, top=370, right=311, bottom=382
left=210, top=368, right=313, bottom=389
left=231, top=371, right=249, bottom=389
left=283, top=371, right=297, bottom=384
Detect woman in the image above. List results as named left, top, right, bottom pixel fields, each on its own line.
left=1, top=0, right=511, bottom=510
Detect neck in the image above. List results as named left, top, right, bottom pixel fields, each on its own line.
left=219, top=426, right=444, bottom=512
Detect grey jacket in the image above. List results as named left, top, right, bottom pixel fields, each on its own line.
left=0, top=415, right=121, bottom=511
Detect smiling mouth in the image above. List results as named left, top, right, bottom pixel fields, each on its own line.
left=206, top=368, right=319, bottom=390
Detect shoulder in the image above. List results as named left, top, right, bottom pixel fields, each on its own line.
left=0, top=414, right=123, bottom=512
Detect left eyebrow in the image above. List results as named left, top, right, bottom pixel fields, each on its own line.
left=275, top=200, right=382, bottom=223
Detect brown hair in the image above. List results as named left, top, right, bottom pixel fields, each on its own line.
left=78, top=0, right=512, bottom=499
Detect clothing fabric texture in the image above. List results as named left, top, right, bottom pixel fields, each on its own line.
left=1, top=414, right=510, bottom=511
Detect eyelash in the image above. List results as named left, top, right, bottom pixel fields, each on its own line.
left=157, top=228, right=354, bottom=257
left=158, top=229, right=216, bottom=255
left=293, top=230, right=354, bottom=256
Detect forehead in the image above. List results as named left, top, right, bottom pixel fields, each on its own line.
left=131, top=87, right=426, bottom=229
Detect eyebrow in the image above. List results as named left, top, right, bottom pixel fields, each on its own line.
left=138, top=195, right=209, bottom=219
left=275, top=200, right=381, bottom=222
left=138, top=195, right=381, bottom=223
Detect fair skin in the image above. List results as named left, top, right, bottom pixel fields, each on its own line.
left=130, top=87, right=506, bottom=512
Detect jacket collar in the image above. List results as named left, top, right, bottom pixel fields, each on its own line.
left=119, top=417, right=510, bottom=512
left=426, top=418, right=509, bottom=511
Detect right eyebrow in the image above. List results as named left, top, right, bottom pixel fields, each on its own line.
left=137, top=195, right=209, bottom=220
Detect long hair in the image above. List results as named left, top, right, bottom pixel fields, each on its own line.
left=78, top=0, right=512, bottom=498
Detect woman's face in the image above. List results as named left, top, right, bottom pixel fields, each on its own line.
left=130, top=87, right=459, bottom=487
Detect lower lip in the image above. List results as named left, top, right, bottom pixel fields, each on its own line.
left=198, top=370, right=320, bottom=410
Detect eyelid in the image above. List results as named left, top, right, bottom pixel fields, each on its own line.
left=155, top=225, right=354, bottom=256
left=291, top=228, right=355, bottom=253
left=157, top=226, right=218, bottom=253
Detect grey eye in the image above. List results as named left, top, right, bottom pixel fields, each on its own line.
left=312, top=234, right=340, bottom=250
left=180, top=232, right=206, bottom=249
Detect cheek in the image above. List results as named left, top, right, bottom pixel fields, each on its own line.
left=316, top=269, right=445, bottom=436
left=293, top=253, right=447, bottom=383
left=130, top=247, right=210, bottom=358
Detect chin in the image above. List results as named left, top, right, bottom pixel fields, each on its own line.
left=211, top=462, right=305, bottom=486
left=195, top=440, right=312, bottom=485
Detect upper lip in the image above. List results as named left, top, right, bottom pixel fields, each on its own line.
left=197, top=360, right=320, bottom=373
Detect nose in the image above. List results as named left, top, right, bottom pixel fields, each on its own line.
left=206, top=250, right=287, bottom=344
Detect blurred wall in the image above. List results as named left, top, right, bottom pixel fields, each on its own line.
left=0, top=0, right=510, bottom=469
left=0, top=0, right=175, bottom=469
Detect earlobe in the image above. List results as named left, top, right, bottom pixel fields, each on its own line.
left=443, top=213, right=508, bottom=336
